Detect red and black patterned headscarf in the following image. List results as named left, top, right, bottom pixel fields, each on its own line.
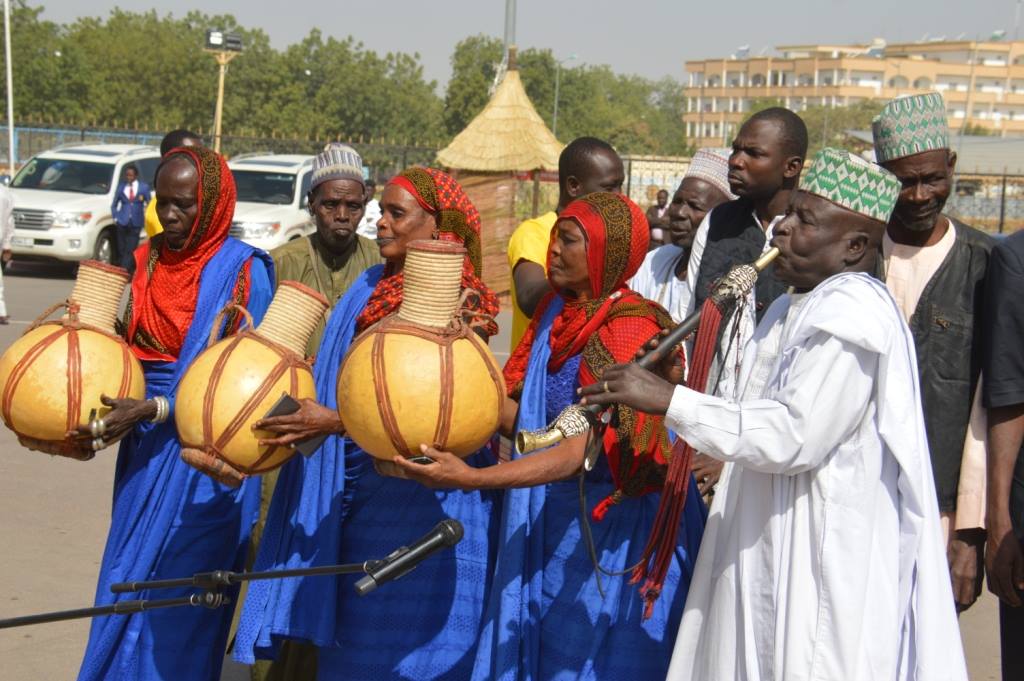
left=126, top=146, right=251, bottom=360
left=503, top=192, right=678, bottom=512
left=356, top=167, right=499, bottom=336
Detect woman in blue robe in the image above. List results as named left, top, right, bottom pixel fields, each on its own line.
left=235, top=167, right=501, bottom=680
left=74, top=146, right=274, bottom=681
left=389, top=192, right=706, bottom=681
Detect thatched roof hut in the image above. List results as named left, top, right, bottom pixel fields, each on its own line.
left=438, top=48, right=563, bottom=300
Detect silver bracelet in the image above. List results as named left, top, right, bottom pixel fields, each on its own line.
left=149, top=396, right=170, bottom=424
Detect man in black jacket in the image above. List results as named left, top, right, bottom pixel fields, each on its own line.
left=872, top=91, right=992, bottom=614
left=684, top=108, right=807, bottom=494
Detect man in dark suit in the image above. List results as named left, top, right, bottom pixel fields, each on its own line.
left=110, top=163, right=150, bottom=272
left=645, top=188, right=670, bottom=249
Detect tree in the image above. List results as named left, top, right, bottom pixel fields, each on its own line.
left=2, top=9, right=689, bottom=156
left=443, top=35, right=503, bottom=136
left=444, top=34, right=687, bottom=155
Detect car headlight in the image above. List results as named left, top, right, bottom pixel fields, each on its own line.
left=233, top=221, right=281, bottom=239
left=51, top=211, right=93, bottom=229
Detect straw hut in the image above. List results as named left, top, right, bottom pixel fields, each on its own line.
left=437, top=47, right=563, bottom=301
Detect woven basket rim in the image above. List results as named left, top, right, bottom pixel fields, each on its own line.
left=407, top=240, right=466, bottom=255
left=276, top=280, right=330, bottom=308
left=78, top=260, right=131, bottom=283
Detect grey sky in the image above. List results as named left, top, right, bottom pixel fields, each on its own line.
left=35, top=0, right=1018, bottom=87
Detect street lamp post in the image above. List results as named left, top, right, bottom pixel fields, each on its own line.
left=204, top=30, right=243, bottom=154
left=4, top=0, right=15, bottom=177
left=552, top=53, right=577, bottom=139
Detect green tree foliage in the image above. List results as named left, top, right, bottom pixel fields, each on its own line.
left=443, top=35, right=688, bottom=155
left=1, top=7, right=687, bottom=154
left=799, top=99, right=885, bottom=157
left=0, top=4, right=444, bottom=143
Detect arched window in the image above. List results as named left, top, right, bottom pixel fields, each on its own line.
left=751, top=73, right=766, bottom=87
left=913, top=76, right=933, bottom=89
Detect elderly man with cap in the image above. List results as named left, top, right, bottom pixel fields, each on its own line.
left=270, top=143, right=382, bottom=352
left=582, top=148, right=968, bottom=681
left=872, top=93, right=993, bottom=613
left=630, top=148, right=736, bottom=324
left=235, top=142, right=381, bottom=681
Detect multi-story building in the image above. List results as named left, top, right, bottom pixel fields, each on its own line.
left=684, top=39, right=1024, bottom=148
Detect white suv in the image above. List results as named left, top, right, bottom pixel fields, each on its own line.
left=8, top=144, right=161, bottom=264
left=228, top=154, right=316, bottom=251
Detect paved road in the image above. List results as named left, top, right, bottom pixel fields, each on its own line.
left=0, top=262, right=1002, bottom=679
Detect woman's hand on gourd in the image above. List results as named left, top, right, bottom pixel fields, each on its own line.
left=68, top=394, right=154, bottom=451
left=253, top=398, right=343, bottom=448
left=378, top=445, right=477, bottom=490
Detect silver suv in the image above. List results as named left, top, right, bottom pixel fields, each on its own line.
left=8, top=144, right=161, bottom=264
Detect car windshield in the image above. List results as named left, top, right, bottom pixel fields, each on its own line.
left=11, top=158, right=115, bottom=195
left=233, top=170, right=297, bottom=205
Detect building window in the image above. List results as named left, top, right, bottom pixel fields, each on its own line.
left=798, top=74, right=813, bottom=87
left=751, top=73, right=766, bottom=87
left=913, top=76, right=933, bottom=89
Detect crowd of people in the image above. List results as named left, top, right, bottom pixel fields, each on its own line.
left=51, top=90, right=1024, bottom=681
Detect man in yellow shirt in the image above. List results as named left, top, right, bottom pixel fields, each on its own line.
left=144, top=129, right=203, bottom=237
left=507, top=136, right=624, bottom=350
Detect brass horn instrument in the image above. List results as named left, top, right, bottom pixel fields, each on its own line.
left=515, top=247, right=781, bottom=456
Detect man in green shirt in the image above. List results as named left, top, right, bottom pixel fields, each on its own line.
left=271, top=143, right=382, bottom=354
left=243, top=143, right=381, bottom=681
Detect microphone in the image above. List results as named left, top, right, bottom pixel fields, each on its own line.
left=354, top=519, right=464, bottom=596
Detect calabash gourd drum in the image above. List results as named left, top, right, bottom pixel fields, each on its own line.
left=337, top=240, right=505, bottom=460
left=0, top=261, right=145, bottom=460
left=176, top=281, right=328, bottom=486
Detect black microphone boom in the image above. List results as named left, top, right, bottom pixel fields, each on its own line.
left=0, top=519, right=464, bottom=630
left=354, top=519, right=464, bottom=596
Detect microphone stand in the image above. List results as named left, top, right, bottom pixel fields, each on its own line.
left=0, top=560, right=380, bottom=630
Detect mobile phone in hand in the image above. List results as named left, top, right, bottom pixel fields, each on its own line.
left=262, top=393, right=327, bottom=457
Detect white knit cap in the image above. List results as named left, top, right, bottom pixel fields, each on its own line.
left=684, top=147, right=735, bottom=199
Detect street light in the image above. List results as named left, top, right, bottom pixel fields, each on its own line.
left=204, top=30, right=243, bottom=153
left=4, top=0, right=14, bottom=177
left=552, top=53, right=577, bottom=139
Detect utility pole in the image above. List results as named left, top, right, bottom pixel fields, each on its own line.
left=4, top=0, right=15, bottom=177
left=503, top=0, right=516, bottom=65
left=204, top=31, right=243, bottom=154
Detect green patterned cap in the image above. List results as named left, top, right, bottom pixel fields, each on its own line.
left=800, top=147, right=900, bottom=223
left=871, top=93, right=950, bottom=163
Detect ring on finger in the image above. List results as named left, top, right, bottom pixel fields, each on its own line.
left=91, top=437, right=105, bottom=451
left=90, top=418, right=107, bottom=438
left=603, top=380, right=610, bottom=393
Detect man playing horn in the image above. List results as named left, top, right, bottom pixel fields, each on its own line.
left=580, top=148, right=967, bottom=681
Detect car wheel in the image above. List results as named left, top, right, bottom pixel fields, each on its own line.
left=94, top=228, right=116, bottom=264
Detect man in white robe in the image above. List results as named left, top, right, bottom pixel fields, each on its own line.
left=582, top=148, right=967, bottom=681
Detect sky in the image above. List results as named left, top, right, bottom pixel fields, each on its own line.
left=34, top=0, right=1019, bottom=87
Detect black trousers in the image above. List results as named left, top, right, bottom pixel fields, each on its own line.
left=115, top=224, right=141, bottom=273
left=1002, top=594, right=1024, bottom=680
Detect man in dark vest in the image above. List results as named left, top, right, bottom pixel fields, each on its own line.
left=684, top=108, right=806, bottom=494
left=872, top=92, right=992, bottom=614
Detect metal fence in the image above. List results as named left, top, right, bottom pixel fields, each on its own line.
left=947, top=173, right=1024, bottom=234
left=0, top=123, right=439, bottom=184
left=2, top=125, right=1018, bottom=233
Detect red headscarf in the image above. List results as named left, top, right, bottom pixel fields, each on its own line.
left=356, top=167, right=499, bottom=336
left=503, top=192, right=678, bottom=512
left=126, top=146, right=250, bottom=360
